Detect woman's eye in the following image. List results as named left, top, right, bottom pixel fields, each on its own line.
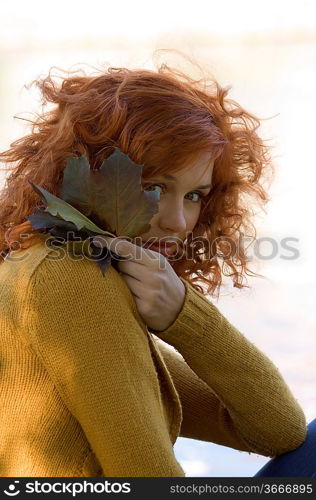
left=143, top=184, right=204, bottom=203
left=143, top=184, right=164, bottom=193
left=186, top=192, right=203, bottom=202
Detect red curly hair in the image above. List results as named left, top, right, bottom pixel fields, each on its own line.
left=0, top=58, right=274, bottom=297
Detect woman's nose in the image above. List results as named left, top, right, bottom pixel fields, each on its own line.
left=158, top=203, right=187, bottom=234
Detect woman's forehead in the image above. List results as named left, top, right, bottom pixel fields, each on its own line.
left=172, top=152, right=214, bottom=180
left=145, top=156, right=214, bottom=189
left=143, top=149, right=214, bottom=172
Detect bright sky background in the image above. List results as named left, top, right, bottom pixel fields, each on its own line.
left=1, top=0, right=315, bottom=477
left=1, top=0, right=316, bottom=46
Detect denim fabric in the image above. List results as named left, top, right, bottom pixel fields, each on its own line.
left=254, top=418, right=316, bottom=477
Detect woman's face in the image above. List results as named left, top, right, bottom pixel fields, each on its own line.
left=139, top=151, right=214, bottom=257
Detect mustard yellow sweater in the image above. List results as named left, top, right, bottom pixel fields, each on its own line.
left=0, top=239, right=307, bottom=477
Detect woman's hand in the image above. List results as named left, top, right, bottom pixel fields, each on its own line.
left=92, top=236, right=186, bottom=332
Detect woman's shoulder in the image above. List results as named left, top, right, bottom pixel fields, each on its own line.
left=1, top=237, right=144, bottom=350
left=1, top=237, right=56, bottom=280
left=0, top=237, right=134, bottom=308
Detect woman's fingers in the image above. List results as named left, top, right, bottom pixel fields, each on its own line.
left=92, top=236, right=166, bottom=268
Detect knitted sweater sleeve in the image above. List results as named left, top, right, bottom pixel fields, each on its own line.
left=151, top=278, right=307, bottom=458
left=20, top=254, right=185, bottom=477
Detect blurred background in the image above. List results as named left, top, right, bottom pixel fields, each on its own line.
left=1, top=0, right=315, bottom=477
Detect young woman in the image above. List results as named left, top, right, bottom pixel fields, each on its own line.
left=0, top=62, right=314, bottom=477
